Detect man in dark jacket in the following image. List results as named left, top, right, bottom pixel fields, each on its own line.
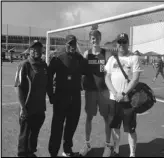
left=48, top=35, right=88, bottom=157
left=15, top=40, right=52, bottom=157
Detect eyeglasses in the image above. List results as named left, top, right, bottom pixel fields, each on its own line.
left=66, top=41, right=77, bottom=47
left=117, top=40, right=128, bottom=44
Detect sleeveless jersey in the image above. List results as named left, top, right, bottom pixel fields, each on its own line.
left=83, top=48, right=108, bottom=91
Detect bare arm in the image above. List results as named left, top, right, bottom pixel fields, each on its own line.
left=124, top=55, right=143, bottom=94
left=105, top=73, right=117, bottom=96
left=105, top=56, right=117, bottom=96
left=123, top=71, right=140, bottom=95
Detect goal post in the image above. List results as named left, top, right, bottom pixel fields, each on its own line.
left=46, top=4, right=164, bottom=64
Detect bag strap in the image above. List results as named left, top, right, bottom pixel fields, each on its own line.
left=114, top=55, right=130, bottom=83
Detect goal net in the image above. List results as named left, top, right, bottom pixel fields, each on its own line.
left=46, top=4, right=164, bottom=64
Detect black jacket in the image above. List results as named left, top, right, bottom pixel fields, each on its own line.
left=48, top=52, right=88, bottom=94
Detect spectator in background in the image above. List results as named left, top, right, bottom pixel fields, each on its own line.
left=152, top=55, right=164, bottom=83
left=152, top=57, right=156, bottom=69
left=15, top=40, right=52, bottom=157
left=10, top=50, right=14, bottom=63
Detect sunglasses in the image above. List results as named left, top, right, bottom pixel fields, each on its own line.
left=117, top=40, right=128, bottom=44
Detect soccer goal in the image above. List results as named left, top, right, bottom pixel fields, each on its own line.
left=46, top=4, right=164, bottom=64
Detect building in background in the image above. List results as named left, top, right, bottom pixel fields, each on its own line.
left=1, top=34, right=66, bottom=60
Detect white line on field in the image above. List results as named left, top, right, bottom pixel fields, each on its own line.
left=2, top=102, right=19, bottom=106
left=2, top=99, right=50, bottom=106
left=1, top=96, right=164, bottom=106
left=156, top=98, right=164, bottom=103
left=152, top=87, right=164, bottom=90
left=137, top=111, right=149, bottom=116
left=2, top=85, right=14, bottom=87
left=2, top=85, right=164, bottom=90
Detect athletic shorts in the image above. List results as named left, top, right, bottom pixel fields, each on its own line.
left=108, top=99, right=137, bottom=133
left=85, top=89, right=110, bottom=118
left=155, top=68, right=163, bottom=76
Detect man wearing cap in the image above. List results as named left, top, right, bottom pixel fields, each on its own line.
left=105, top=33, right=143, bottom=157
left=15, top=40, right=52, bottom=157
left=48, top=35, right=88, bottom=157
left=79, top=29, right=113, bottom=157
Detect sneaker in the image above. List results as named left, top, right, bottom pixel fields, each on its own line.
left=62, top=151, right=78, bottom=157
left=102, top=143, right=113, bottom=157
left=79, top=143, right=91, bottom=156
left=112, top=151, right=120, bottom=157
left=129, top=154, right=135, bottom=157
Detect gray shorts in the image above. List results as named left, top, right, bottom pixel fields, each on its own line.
left=85, top=89, right=110, bottom=118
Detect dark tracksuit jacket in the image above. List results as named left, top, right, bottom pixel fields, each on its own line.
left=14, top=57, right=51, bottom=156
left=48, top=52, right=88, bottom=156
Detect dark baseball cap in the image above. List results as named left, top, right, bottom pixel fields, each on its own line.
left=29, top=40, right=43, bottom=48
left=89, top=30, right=101, bottom=37
left=65, top=35, right=77, bottom=44
left=117, top=33, right=129, bottom=43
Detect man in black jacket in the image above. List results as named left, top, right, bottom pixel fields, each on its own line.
left=48, top=35, right=87, bottom=157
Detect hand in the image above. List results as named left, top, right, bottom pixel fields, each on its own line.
left=115, top=92, right=124, bottom=102
left=123, top=94, right=129, bottom=102
left=20, top=107, right=28, bottom=119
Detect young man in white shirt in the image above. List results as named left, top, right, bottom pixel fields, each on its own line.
left=79, top=29, right=112, bottom=157
left=105, top=33, right=143, bottom=157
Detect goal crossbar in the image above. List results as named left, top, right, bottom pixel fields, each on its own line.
left=46, top=4, right=164, bottom=64
left=47, top=4, right=164, bottom=34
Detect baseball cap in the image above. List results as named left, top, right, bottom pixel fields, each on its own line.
left=29, top=40, right=43, bottom=48
left=65, top=35, right=77, bottom=44
left=117, top=33, right=129, bottom=43
left=89, top=30, right=101, bottom=37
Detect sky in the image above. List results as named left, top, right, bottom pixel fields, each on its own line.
left=2, top=2, right=164, bottom=42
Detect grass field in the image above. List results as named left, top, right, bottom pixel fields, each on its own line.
left=2, top=62, right=164, bottom=157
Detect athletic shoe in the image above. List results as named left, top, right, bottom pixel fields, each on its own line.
left=112, top=151, right=120, bottom=157
left=62, top=151, right=78, bottom=157
left=102, top=143, right=113, bottom=157
left=129, top=154, right=135, bottom=157
left=79, top=143, right=91, bottom=156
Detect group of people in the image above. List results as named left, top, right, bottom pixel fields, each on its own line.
left=14, top=29, right=143, bottom=157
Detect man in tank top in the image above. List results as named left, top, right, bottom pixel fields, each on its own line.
left=79, top=29, right=113, bottom=157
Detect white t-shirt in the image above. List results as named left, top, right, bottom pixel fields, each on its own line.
left=105, top=53, right=143, bottom=100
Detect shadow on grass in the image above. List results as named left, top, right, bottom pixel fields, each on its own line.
left=84, top=138, right=164, bottom=157
left=85, top=147, right=104, bottom=157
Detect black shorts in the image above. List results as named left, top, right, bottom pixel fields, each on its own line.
left=108, top=100, right=137, bottom=133
left=155, top=68, right=163, bottom=76
left=85, top=89, right=110, bottom=118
